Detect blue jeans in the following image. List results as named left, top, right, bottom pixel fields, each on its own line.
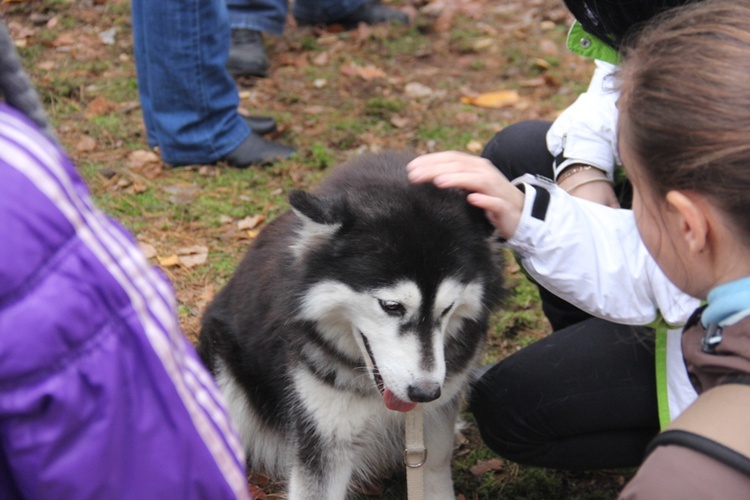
left=226, top=0, right=366, bottom=36
left=131, top=0, right=250, bottom=165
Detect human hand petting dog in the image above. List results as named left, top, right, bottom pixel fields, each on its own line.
left=407, top=151, right=525, bottom=240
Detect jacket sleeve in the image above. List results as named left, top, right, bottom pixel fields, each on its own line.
left=505, top=175, right=700, bottom=326
left=546, top=60, right=620, bottom=180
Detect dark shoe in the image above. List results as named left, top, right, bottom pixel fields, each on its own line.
left=227, top=29, right=269, bottom=78
left=297, top=0, right=409, bottom=30
left=243, top=115, right=277, bottom=136
left=221, top=132, right=295, bottom=168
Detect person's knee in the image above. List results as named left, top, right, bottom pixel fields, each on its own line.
left=468, top=362, right=544, bottom=461
left=481, top=120, right=553, bottom=180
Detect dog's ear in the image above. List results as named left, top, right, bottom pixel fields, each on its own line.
left=288, top=190, right=350, bottom=259
left=288, top=190, right=350, bottom=226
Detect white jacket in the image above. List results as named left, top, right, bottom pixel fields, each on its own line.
left=506, top=175, right=700, bottom=423
left=546, top=60, right=620, bottom=181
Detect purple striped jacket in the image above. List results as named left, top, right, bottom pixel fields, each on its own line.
left=0, top=103, right=249, bottom=499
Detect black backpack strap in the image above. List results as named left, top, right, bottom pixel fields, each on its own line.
left=647, top=429, right=750, bottom=478
left=646, top=382, right=750, bottom=478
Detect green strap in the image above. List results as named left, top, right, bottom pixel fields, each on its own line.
left=566, top=21, right=620, bottom=65
left=654, top=325, right=671, bottom=429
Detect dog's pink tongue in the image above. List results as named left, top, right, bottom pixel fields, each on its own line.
left=384, top=388, right=417, bottom=412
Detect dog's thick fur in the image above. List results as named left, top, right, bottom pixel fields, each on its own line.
left=198, top=150, right=504, bottom=499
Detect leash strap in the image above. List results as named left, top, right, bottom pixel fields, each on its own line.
left=404, top=404, right=426, bottom=500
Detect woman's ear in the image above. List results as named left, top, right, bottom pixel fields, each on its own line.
left=666, top=190, right=709, bottom=255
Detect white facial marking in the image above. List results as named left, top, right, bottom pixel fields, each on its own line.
left=298, top=277, right=485, bottom=404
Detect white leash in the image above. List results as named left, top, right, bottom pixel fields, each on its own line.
left=404, top=404, right=426, bottom=500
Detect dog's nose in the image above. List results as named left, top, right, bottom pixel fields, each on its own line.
left=407, top=382, right=441, bottom=402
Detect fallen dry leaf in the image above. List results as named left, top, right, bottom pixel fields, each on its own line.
left=520, top=77, right=547, bottom=87
left=126, top=149, right=163, bottom=179
left=7, top=21, right=34, bottom=40
left=237, top=215, right=265, bottom=230
left=198, top=165, right=220, bottom=177
left=158, top=254, right=180, bottom=268
left=129, top=183, right=147, bottom=194
left=84, top=95, right=113, bottom=119
left=115, top=177, right=132, bottom=190
left=469, top=458, right=504, bottom=477
left=454, top=111, right=479, bottom=125
left=51, top=32, right=76, bottom=48
left=539, top=38, right=559, bottom=56
left=461, top=90, right=520, bottom=109
left=276, top=53, right=308, bottom=69
left=540, top=20, right=556, bottom=31
left=176, top=245, right=208, bottom=268
left=532, top=58, right=551, bottom=70
left=138, top=242, right=157, bottom=259
left=390, top=116, right=409, bottom=129
left=340, top=63, right=386, bottom=81
left=466, top=140, right=483, bottom=153
left=312, top=51, right=328, bottom=66
left=37, top=60, right=55, bottom=71
left=177, top=245, right=207, bottom=255
left=472, top=37, right=494, bottom=51
left=404, top=82, right=433, bottom=99
left=98, top=27, right=116, bottom=45
left=75, top=135, right=97, bottom=152
left=127, top=150, right=160, bottom=168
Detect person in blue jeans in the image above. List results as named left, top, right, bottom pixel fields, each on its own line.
left=227, top=0, right=408, bottom=77
left=131, top=0, right=295, bottom=167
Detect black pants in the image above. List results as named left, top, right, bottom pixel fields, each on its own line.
left=470, top=319, right=659, bottom=470
left=471, top=122, right=659, bottom=470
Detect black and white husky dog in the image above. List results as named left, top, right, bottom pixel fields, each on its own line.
left=198, top=150, right=504, bottom=499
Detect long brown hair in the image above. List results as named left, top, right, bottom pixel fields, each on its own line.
left=618, top=0, right=750, bottom=240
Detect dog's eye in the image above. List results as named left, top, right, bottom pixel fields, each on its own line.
left=441, top=303, right=454, bottom=318
left=378, top=299, right=405, bottom=317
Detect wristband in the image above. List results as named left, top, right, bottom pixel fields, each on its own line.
left=564, top=176, right=613, bottom=194
left=556, top=164, right=600, bottom=184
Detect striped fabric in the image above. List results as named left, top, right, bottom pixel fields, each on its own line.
left=0, top=103, right=249, bottom=499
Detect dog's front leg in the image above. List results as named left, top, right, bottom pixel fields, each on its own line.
left=287, top=433, right=355, bottom=500
left=421, top=404, right=460, bottom=500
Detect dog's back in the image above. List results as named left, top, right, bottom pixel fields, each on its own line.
left=198, top=150, right=504, bottom=498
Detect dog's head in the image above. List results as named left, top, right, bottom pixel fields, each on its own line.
left=288, top=152, right=503, bottom=411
